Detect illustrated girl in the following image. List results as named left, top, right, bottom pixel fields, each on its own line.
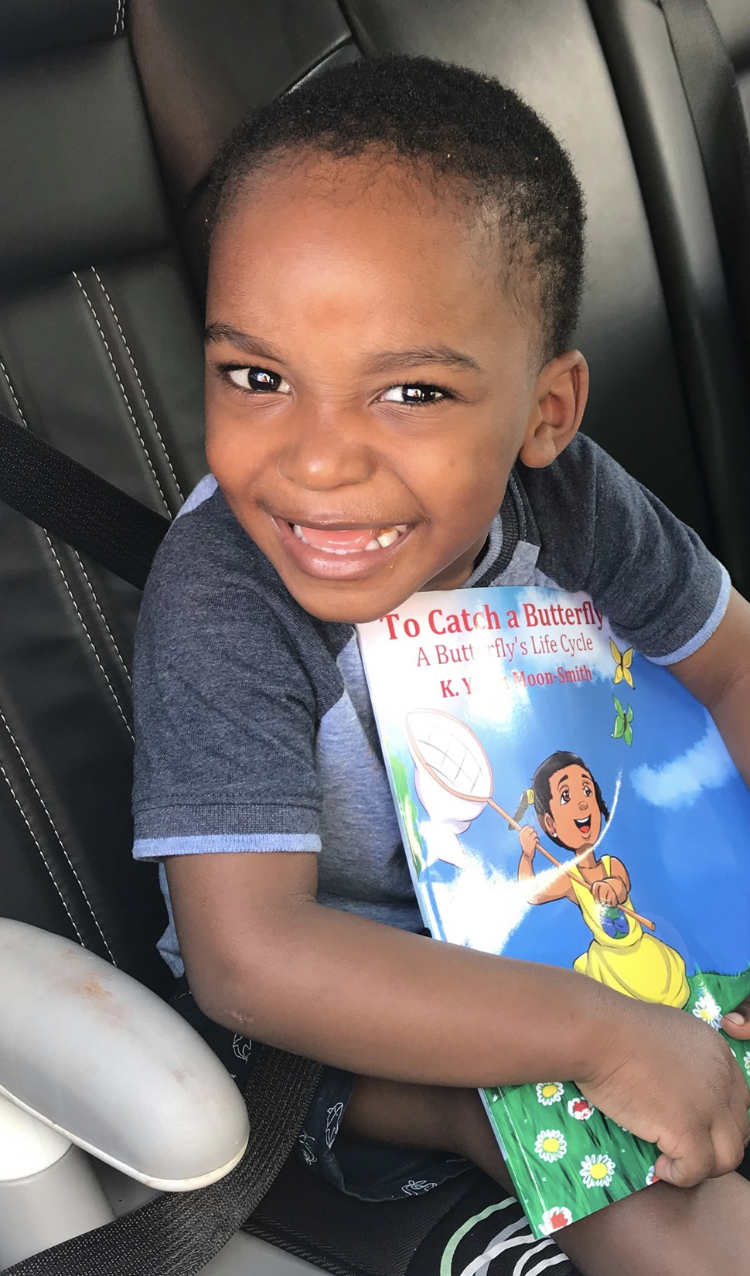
left=517, top=750, right=689, bottom=1008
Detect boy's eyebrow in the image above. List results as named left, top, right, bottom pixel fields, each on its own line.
left=204, top=323, right=285, bottom=363
left=555, top=774, right=569, bottom=789
left=204, top=324, right=481, bottom=375
left=362, top=346, right=481, bottom=375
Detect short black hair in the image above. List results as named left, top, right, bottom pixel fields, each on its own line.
left=531, top=751, right=609, bottom=850
left=206, top=54, right=586, bottom=363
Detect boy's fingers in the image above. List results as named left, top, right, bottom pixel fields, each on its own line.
left=707, top=1118, right=747, bottom=1178
left=655, top=1133, right=715, bottom=1188
left=722, top=1001, right=750, bottom=1039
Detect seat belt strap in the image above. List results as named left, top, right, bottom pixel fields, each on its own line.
left=658, top=0, right=750, bottom=360
left=0, top=410, right=171, bottom=590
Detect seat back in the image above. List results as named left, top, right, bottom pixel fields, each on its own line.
left=0, top=1, right=367, bottom=995
left=0, top=1, right=205, bottom=992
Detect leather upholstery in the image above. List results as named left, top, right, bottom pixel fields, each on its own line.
left=709, top=0, right=750, bottom=122
left=0, top=0, right=120, bottom=61
left=0, top=2, right=364, bottom=996
left=0, top=0, right=747, bottom=1000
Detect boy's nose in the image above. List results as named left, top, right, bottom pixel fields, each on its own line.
left=277, top=409, right=376, bottom=491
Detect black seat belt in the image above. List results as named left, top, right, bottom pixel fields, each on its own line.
left=0, top=410, right=170, bottom=589
left=658, top=0, right=750, bottom=365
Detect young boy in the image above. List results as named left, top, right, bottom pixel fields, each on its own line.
left=133, top=55, right=750, bottom=1274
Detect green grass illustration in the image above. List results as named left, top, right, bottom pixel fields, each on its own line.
left=389, top=755, right=425, bottom=877
left=484, top=965, right=750, bottom=1238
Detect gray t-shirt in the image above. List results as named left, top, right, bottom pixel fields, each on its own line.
left=132, top=434, right=730, bottom=975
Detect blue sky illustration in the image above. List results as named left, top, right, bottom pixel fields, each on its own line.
left=374, top=588, right=750, bottom=981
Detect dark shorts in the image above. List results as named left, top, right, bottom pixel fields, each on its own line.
left=172, top=979, right=473, bottom=1202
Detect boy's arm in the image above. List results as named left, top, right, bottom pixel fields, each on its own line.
left=669, top=586, right=750, bottom=1040
left=165, top=848, right=750, bottom=1190
left=669, top=587, right=750, bottom=789
left=169, top=848, right=602, bottom=1086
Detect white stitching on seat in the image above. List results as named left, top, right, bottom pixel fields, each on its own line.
left=72, top=271, right=171, bottom=514
left=0, top=705, right=116, bottom=961
left=43, top=534, right=135, bottom=742
left=113, top=0, right=122, bottom=37
left=0, top=760, right=85, bottom=946
left=91, top=268, right=183, bottom=499
left=72, top=551, right=132, bottom=683
left=120, top=0, right=126, bottom=34
left=0, top=358, right=28, bottom=425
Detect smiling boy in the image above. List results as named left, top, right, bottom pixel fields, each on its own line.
left=133, top=56, right=750, bottom=1274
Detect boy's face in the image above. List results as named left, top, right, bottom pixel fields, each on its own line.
left=542, top=765, right=602, bottom=851
left=205, top=152, right=583, bottom=623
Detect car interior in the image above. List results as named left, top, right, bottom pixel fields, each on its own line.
left=0, top=0, right=748, bottom=1273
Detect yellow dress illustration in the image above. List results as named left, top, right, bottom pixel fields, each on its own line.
left=571, top=854, right=689, bottom=1008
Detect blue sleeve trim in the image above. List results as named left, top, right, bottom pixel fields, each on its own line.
left=133, top=832, right=322, bottom=859
left=647, top=565, right=732, bottom=666
left=176, top=474, right=218, bottom=518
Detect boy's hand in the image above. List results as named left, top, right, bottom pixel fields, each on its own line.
left=722, top=997, right=750, bottom=1040
left=577, top=1000, right=750, bottom=1188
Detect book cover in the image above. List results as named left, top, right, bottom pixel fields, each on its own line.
left=356, top=585, right=750, bottom=1238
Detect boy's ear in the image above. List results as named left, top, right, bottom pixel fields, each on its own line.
left=518, top=350, right=589, bottom=469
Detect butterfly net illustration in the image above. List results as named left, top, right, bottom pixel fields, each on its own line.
left=406, top=709, right=494, bottom=832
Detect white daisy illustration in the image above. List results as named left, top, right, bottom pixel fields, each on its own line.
left=536, top=1081, right=564, bottom=1105
left=645, top=1165, right=659, bottom=1186
left=692, top=992, right=722, bottom=1031
left=580, top=1153, right=615, bottom=1188
left=540, top=1206, right=573, bottom=1234
left=534, top=1130, right=567, bottom=1163
left=743, top=1050, right=750, bottom=1075
left=567, top=1097, right=594, bottom=1121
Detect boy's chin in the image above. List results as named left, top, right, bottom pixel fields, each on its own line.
left=286, top=577, right=409, bottom=625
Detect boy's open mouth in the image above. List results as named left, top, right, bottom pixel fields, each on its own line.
left=290, top=522, right=408, bottom=554
left=574, top=816, right=591, bottom=836
left=270, top=516, right=415, bottom=582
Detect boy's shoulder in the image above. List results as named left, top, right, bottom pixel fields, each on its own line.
left=517, top=432, right=729, bottom=662
left=139, top=476, right=352, bottom=669
left=147, top=476, right=275, bottom=598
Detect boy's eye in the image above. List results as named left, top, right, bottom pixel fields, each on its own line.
left=583, top=784, right=592, bottom=797
left=559, top=789, right=570, bottom=805
left=380, top=383, right=448, bottom=405
left=226, top=366, right=291, bottom=394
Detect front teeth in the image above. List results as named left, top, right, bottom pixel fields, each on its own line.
left=292, top=523, right=407, bottom=552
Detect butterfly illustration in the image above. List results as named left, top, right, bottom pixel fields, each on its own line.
left=610, top=638, right=635, bottom=689
left=612, top=695, right=634, bottom=747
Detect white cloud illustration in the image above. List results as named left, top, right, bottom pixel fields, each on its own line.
left=630, top=723, right=734, bottom=809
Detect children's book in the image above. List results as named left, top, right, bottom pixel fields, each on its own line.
left=356, top=586, right=750, bottom=1239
